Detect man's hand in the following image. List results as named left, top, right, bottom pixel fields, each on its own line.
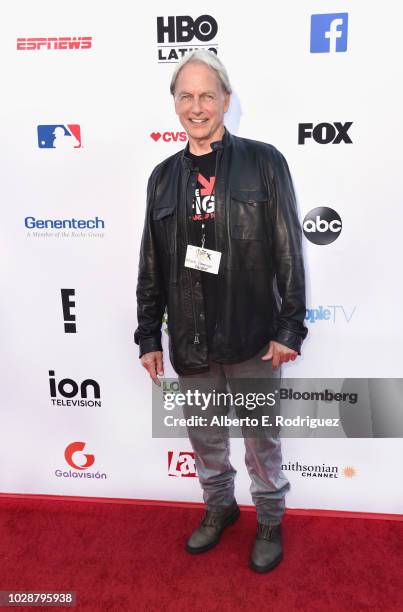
left=140, top=350, right=164, bottom=386
left=261, top=340, right=298, bottom=369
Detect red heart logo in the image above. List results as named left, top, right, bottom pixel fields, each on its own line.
left=150, top=132, right=161, bottom=141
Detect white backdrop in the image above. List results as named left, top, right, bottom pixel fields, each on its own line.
left=1, top=1, right=402, bottom=515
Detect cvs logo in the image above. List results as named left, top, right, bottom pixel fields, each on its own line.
left=168, top=451, right=197, bottom=477
left=150, top=131, right=187, bottom=143
left=64, top=441, right=95, bottom=470
left=298, top=122, right=353, bottom=144
left=303, top=207, right=342, bottom=245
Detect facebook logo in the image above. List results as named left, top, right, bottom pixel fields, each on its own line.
left=310, top=13, right=348, bottom=53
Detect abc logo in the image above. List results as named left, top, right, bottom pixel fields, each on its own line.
left=157, top=15, right=218, bottom=43
left=303, top=207, right=342, bottom=245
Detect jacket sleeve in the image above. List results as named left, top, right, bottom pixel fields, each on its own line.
left=269, top=148, right=308, bottom=354
left=134, top=167, right=166, bottom=357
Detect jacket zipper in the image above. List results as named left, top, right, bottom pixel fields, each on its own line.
left=183, top=165, right=200, bottom=344
left=213, top=147, right=222, bottom=335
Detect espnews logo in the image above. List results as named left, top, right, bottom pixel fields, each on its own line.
left=17, top=37, right=92, bottom=51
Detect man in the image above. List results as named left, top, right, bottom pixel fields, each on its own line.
left=134, top=50, right=307, bottom=572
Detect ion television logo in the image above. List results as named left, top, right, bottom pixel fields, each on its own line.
left=49, top=370, right=101, bottom=407
left=168, top=451, right=197, bottom=477
left=157, top=15, right=218, bottom=62
left=37, top=125, right=81, bottom=148
left=303, top=207, right=342, bottom=245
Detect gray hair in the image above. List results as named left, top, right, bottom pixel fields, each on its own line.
left=170, top=50, right=232, bottom=95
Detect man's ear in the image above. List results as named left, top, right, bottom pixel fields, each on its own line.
left=224, top=92, right=231, bottom=113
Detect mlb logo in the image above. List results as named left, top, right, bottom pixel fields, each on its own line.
left=37, top=124, right=82, bottom=148
left=310, top=13, right=348, bottom=53
left=168, top=451, right=197, bottom=477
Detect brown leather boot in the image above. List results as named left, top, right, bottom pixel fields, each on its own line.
left=250, top=522, right=283, bottom=572
left=185, top=501, right=240, bottom=554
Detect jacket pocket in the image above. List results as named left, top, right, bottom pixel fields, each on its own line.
left=230, top=190, right=267, bottom=240
left=152, top=204, right=176, bottom=254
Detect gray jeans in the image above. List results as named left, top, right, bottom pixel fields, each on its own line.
left=178, top=343, right=290, bottom=526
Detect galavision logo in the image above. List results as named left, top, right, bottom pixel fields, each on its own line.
left=157, top=15, right=218, bottom=63
left=65, top=441, right=95, bottom=470
left=55, top=442, right=107, bottom=480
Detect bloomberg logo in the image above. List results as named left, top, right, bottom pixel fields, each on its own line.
left=303, top=207, right=342, bottom=245
left=157, top=15, right=218, bottom=62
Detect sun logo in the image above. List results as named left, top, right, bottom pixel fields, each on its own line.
left=342, top=466, right=356, bottom=478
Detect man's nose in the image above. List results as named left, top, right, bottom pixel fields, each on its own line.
left=190, top=97, right=202, bottom=113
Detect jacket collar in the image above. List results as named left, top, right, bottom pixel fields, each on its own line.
left=181, top=126, right=232, bottom=167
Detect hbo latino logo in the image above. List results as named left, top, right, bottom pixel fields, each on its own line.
left=303, top=207, right=342, bottom=245
left=157, top=15, right=218, bottom=62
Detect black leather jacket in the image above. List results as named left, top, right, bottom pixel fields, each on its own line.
left=134, top=127, right=308, bottom=375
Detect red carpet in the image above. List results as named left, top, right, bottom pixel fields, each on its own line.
left=0, top=498, right=402, bottom=611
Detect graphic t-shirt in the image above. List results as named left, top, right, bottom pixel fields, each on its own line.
left=187, top=149, right=218, bottom=350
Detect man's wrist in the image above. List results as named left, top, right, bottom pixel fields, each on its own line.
left=138, top=337, right=163, bottom=358
left=271, top=328, right=304, bottom=355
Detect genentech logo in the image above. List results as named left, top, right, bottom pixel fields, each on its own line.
left=305, top=305, right=356, bottom=324
left=168, top=451, right=197, bottom=477
left=65, top=441, right=95, bottom=470
left=61, top=289, right=76, bottom=333
left=150, top=131, right=187, bottom=143
left=55, top=442, right=107, bottom=480
left=24, top=216, right=105, bottom=240
left=282, top=462, right=357, bottom=479
left=298, top=122, right=353, bottom=145
left=303, top=207, right=342, bottom=245
left=49, top=370, right=101, bottom=407
left=17, top=36, right=92, bottom=51
left=37, top=125, right=81, bottom=149
left=157, top=15, right=218, bottom=62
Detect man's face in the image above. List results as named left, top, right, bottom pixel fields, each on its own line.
left=173, top=62, right=230, bottom=145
